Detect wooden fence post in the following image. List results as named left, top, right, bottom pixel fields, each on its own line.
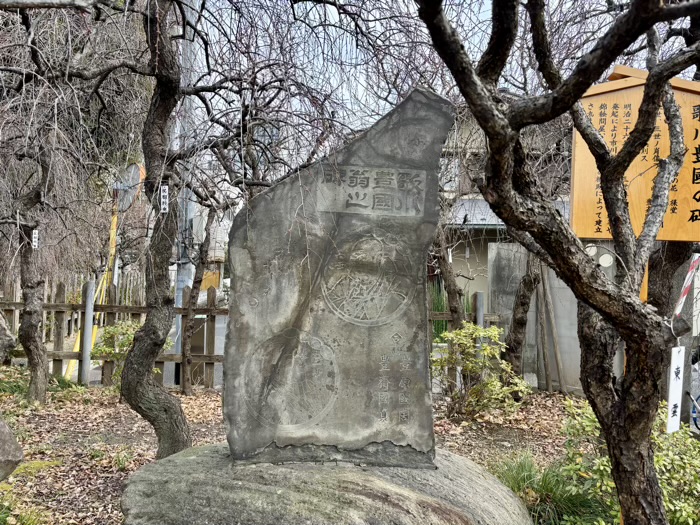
left=102, top=284, right=117, bottom=387
left=66, top=279, right=73, bottom=337
left=152, top=275, right=164, bottom=384
left=180, top=285, right=191, bottom=391
left=204, top=287, right=216, bottom=389
left=472, top=292, right=485, bottom=327
left=52, top=282, right=66, bottom=377
left=138, top=274, right=146, bottom=324
left=41, top=279, right=49, bottom=344
left=12, top=276, right=20, bottom=332
left=77, top=281, right=88, bottom=384
left=541, top=269, right=567, bottom=394
left=536, top=283, right=552, bottom=392
left=79, top=279, right=96, bottom=386
left=3, top=280, right=15, bottom=336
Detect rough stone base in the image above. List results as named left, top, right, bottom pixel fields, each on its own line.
left=0, top=419, right=23, bottom=481
left=122, top=445, right=532, bottom=525
left=233, top=440, right=436, bottom=468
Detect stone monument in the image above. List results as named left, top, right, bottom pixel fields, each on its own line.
left=224, top=88, right=451, bottom=467
left=122, top=89, right=533, bottom=525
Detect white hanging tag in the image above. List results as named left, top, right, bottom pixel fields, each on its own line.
left=31, top=229, right=39, bottom=249
left=160, top=185, right=169, bottom=214
left=666, top=346, right=685, bottom=434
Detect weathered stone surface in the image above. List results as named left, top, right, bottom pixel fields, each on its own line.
left=225, top=89, right=454, bottom=467
left=0, top=419, right=23, bottom=481
left=0, top=312, right=16, bottom=364
left=122, top=444, right=533, bottom=525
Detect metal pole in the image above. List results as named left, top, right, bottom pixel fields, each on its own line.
left=173, top=7, right=196, bottom=365
left=80, top=279, right=95, bottom=386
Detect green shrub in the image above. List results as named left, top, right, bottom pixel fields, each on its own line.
left=429, top=281, right=449, bottom=343
left=92, top=321, right=141, bottom=389
left=560, top=399, right=700, bottom=525
left=495, top=401, right=700, bottom=525
left=92, top=321, right=170, bottom=390
left=432, top=322, right=530, bottom=417
left=428, top=281, right=471, bottom=343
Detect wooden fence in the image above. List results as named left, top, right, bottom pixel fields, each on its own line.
left=1, top=285, right=498, bottom=389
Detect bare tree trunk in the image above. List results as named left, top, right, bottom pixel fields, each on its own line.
left=120, top=0, right=191, bottom=459
left=181, top=207, right=216, bottom=396
left=18, top=225, right=48, bottom=404
left=579, top=305, right=667, bottom=525
left=536, top=283, right=552, bottom=392
left=121, top=204, right=191, bottom=458
left=503, top=253, right=540, bottom=375
left=435, top=226, right=466, bottom=329
left=435, top=224, right=465, bottom=410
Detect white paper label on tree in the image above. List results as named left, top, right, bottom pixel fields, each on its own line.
left=666, top=346, right=685, bottom=434
left=31, top=229, right=38, bottom=249
left=160, top=185, right=169, bottom=214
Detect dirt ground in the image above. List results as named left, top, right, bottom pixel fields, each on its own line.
left=1, top=368, right=570, bottom=525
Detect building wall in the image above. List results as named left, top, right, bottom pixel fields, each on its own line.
left=487, top=241, right=700, bottom=423
left=448, top=229, right=506, bottom=310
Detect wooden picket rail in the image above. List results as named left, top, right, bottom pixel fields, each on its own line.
left=2, top=285, right=500, bottom=390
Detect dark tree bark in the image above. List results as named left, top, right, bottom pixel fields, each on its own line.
left=181, top=206, right=216, bottom=396
left=120, top=0, right=191, bottom=459
left=413, top=2, right=700, bottom=523
left=435, top=225, right=466, bottom=330
left=434, top=222, right=466, bottom=412
left=12, top=145, right=53, bottom=404
left=504, top=253, right=540, bottom=376
left=18, top=224, right=48, bottom=403
left=579, top=305, right=668, bottom=524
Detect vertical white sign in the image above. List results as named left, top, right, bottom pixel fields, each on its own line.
left=666, top=346, right=685, bottom=434
left=160, top=185, right=169, bottom=214
left=31, top=229, right=39, bottom=249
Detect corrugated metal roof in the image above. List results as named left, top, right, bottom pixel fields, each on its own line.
left=450, top=197, right=570, bottom=227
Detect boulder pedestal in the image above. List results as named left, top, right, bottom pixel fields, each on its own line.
left=122, top=445, right=532, bottom=525
left=0, top=419, right=22, bottom=481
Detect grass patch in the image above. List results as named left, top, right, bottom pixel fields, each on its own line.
left=491, top=454, right=607, bottom=525
left=12, top=461, right=61, bottom=479
left=0, top=368, right=29, bottom=396
left=0, top=365, right=85, bottom=403
left=0, top=494, right=48, bottom=525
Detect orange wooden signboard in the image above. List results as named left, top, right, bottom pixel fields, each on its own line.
left=571, top=65, right=700, bottom=242
left=201, top=270, right=221, bottom=291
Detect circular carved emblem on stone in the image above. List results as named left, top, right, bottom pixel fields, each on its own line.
left=321, top=229, right=415, bottom=326
left=243, top=328, right=338, bottom=430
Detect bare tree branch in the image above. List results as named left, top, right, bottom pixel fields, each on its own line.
left=476, top=0, right=519, bottom=87
left=0, top=0, right=93, bottom=9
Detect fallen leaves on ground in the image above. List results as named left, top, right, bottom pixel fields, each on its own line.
left=1, top=368, right=571, bottom=524
left=0, top=372, right=225, bottom=525
left=434, top=392, right=570, bottom=468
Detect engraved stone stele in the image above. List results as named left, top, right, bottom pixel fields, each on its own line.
left=122, top=90, right=534, bottom=525
left=224, top=89, right=455, bottom=467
